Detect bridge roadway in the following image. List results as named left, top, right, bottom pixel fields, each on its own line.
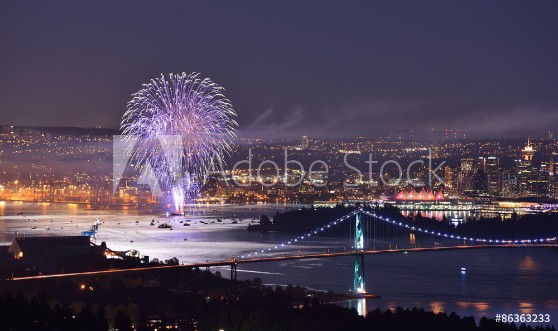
left=9, top=244, right=557, bottom=281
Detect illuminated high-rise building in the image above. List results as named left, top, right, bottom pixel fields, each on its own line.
left=460, top=158, right=474, bottom=175
left=517, top=139, right=536, bottom=196
left=473, top=168, right=488, bottom=194
left=501, top=170, right=519, bottom=198
left=478, top=156, right=486, bottom=174
left=550, top=152, right=556, bottom=176
left=300, top=136, right=309, bottom=150
left=486, top=156, right=500, bottom=196
left=458, top=158, right=475, bottom=193
left=444, top=166, right=458, bottom=192
left=521, top=138, right=534, bottom=166
left=549, top=152, right=557, bottom=198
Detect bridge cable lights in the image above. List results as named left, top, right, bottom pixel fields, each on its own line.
left=238, top=210, right=359, bottom=259
left=238, top=210, right=556, bottom=259
left=361, top=210, right=556, bottom=246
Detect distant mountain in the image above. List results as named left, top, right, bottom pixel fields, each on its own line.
left=8, top=126, right=121, bottom=136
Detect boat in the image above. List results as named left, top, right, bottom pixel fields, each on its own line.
left=81, top=219, right=100, bottom=237
left=158, top=222, right=172, bottom=229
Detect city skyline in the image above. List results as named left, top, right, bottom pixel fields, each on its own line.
left=2, top=126, right=556, bottom=205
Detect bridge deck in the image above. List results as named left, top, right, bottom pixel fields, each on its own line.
left=8, top=244, right=556, bottom=281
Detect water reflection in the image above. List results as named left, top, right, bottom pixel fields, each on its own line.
left=349, top=299, right=367, bottom=316
left=518, top=256, right=538, bottom=272
left=401, top=210, right=472, bottom=221
left=455, top=301, right=491, bottom=312
left=519, top=302, right=534, bottom=314
left=1, top=201, right=557, bottom=322
left=351, top=298, right=541, bottom=319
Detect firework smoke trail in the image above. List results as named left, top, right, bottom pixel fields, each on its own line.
left=121, top=72, right=237, bottom=213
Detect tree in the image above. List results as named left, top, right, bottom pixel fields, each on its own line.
left=114, top=310, right=132, bottom=331
left=260, top=215, right=272, bottom=227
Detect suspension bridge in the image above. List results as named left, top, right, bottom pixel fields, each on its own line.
left=11, top=208, right=558, bottom=296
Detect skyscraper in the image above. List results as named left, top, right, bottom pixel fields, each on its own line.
left=501, top=170, right=519, bottom=198
left=460, top=158, right=474, bottom=175
left=520, top=138, right=535, bottom=168
left=549, top=152, right=557, bottom=198
left=300, top=136, right=309, bottom=150
left=550, top=152, right=556, bottom=176
left=458, top=158, right=475, bottom=193
left=486, top=156, right=500, bottom=196
left=444, top=166, right=458, bottom=192
left=517, top=139, right=534, bottom=196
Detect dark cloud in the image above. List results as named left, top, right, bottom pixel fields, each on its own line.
left=1, top=1, right=557, bottom=137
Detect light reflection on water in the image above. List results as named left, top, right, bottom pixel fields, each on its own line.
left=456, top=301, right=490, bottom=312
left=401, top=210, right=472, bottom=221
left=354, top=299, right=367, bottom=316
left=518, top=256, right=538, bottom=272
left=0, top=201, right=556, bottom=323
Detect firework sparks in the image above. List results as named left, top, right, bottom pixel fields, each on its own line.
left=121, top=72, right=237, bottom=213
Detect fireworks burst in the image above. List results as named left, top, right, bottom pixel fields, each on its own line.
left=121, top=72, right=237, bottom=213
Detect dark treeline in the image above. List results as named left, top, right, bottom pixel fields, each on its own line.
left=198, top=287, right=555, bottom=331
left=0, top=291, right=109, bottom=331
left=269, top=204, right=558, bottom=240
left=271, top=204, right=358, bottom=232
left=0, top=283, right=555, bottom=331
left=403, top=210, right=558, bottom=240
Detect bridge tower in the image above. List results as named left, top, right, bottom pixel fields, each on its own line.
left=353, top=210, right=365, bottom=294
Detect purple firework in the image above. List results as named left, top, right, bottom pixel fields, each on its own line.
left=121, top=72, right=237, bottom=213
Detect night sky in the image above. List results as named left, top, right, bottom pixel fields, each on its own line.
left=1, top=1, right=557, bottom=137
